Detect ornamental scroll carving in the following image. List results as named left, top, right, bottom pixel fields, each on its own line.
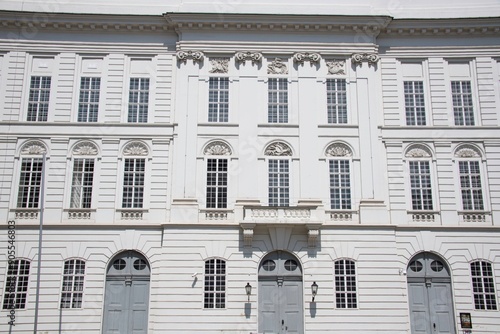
left=325, top=143, right=352, bottom=157
left=20, top=140, right=47, bottom=155
left=235, top=51, right=262, bottom=65
left=351, top=53, right=380, bottom=65
left=326, top=59, right=346, bottom=75
left=204, top=141, right=232, bottom=156
left=267, top=58, right=288, bottom=74
left=209, top=58, right=229, bottom=74
left=405, top=145, right=432, bottom=158
left=293, top=52, right=321, bottom=65
left=123, top=142, right=149, bottom=156
left=73, top=141, right=98, bottom=156
left=455, top=145, right=481, bottom=158
left=176, top=50, right=204, bottom=64
left=264, top=142, right=292, bottom=156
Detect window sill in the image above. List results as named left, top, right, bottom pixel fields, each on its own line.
left=407, top=210, right=440, bottom=223
left=64, top=208, right=95, bottom=220
left=117, top=208, right=149, bottom=220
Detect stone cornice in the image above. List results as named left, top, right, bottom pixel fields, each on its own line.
left=383, top=17, right=500, bottom=36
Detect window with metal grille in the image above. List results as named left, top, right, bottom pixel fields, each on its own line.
left=70, top=158, right=95, bottom=209
left=459, top=161, right=484, bottom=211
left=268, top=78, right=288, bottom=123
left=404, top=81, right=426, bottom=126
left=329, top=159, right=351, bottom=210
left=206, top=158, right=228, bottom=208
left=327, top=78, right=347, bottom=124
left=204, top=258, right=226, bottom=308
left=27, top=76, right=51, bottom=121
left=122, top=158, right=145, bottom=208
left=60, top=259, right=85, bottom=309
left=335, top=259, right=357, bottom=308
left=409, top=160, right=433, bottom=210
left=78, top=77, right=101, bottom=122
left=2, top=259, right=30, bottom=309
left=451, top=81, right=474, bottom=126
left=128, top=78, right=150, bottom=123
left=17, top=158, right=44, bottom=208
left=268, top=159, right=289, bottom=207
left=208, top=77, right=229, bottom=122
left=471, top=261, right=497, bottom=310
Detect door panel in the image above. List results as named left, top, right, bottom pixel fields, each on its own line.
left=408, top=282, right=431, bottom=333
left=282, top=281, right=303, bottom=334
left=103, top=281, right=128, bottom=334
left=429, top=283, right=454, bottom=334
left=259, top=281, right=280, bottom=334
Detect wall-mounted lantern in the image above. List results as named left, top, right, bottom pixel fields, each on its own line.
left=311, top=281, right=318, bottom=302
left=245, top=282, right=252, bottom=302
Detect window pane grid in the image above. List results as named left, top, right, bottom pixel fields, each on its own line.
left=268, top=159, right=289, bottom=207
left=327, top=79, right=347, bottom=124
left=404, top=81, right=426, bottom=126
left=17, top=158, right=44, bottom=208
left=122, top=158, right=145, bottom=208
left=471, top=261, right=497, bottom=310
left=60, top=259, right=85, bottom=308
left=206, top=158, right=228, bottom=208
left=2, top=259, right=30, bottom=309
left=335, top=259, right=357, bottom=308
left=78, top=77, right=101, bottom=122
left=330, top=159, right=352, bottom=209
left=459, top=161, right=484, bottom=211
left=128, top=78, right=150, bottom=123
left=70, top=158, right=95, bottom=209
left=27, top=76, right=51, bottom=122
left=451, top=81, right=474, bottom=126
left=409, top=160, right=433, bottom=210
left=268, top=78, right=288, bottom=123
left=204, top=259, right=226, bottom=308
left=208, top=77, right=229, bottom=122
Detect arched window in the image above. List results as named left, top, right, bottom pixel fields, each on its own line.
left=60, top=259, right=85, bottom=308
left=334, top=259, right=357, bottom=309
left=204, top=258, right=226, bottom=309
left=2, top=259, right=30, bottom=309
left=470, top=260, right=497, bottom=310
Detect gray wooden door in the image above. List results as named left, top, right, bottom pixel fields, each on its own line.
left=258, top=251, right=304, bottom=334
left=103, top=251, right=150, bottom=334
left=407, top=253, right=455, bottom=334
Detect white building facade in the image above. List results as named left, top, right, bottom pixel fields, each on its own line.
left=0, top=2, right=500, bottom=333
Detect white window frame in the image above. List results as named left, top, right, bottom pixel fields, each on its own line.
left=203, top=258, right=226, bottom=309
left=60, top=258, right=86, bottom=309
left=27, top=75, right=51, bottom=122
left=334, top=258, right=358, bottom=309
left=470, top=260, right=498, bottom=311
left=208, top=76, right=229, bottom=123
left=2, top=258, right=31, bottom=310
left=77, top=76, right=101, bottom=122
left=326, top=78, right=348, bottom=124
left=446, top=59, right=480, bottom=126
left=267, top=77, right=289, bottom=124
left=398, top=59, right=431, bottom=126
left=70, top=158, right=95, bottom=209
left=267, top=158, right=290, bottom=207
left=329, top=158, right=352, bottom=210
left=205, top=158, right=228, bottom=209
left=121, top=157, right=146, bottom=209
left=127, top=77, right=150, bottom=123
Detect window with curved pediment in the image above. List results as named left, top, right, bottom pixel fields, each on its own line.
left=326, top=143, right=352, bottom=210
left=70, top=141, right=98, bottom=209
left=405, top=145, right=434, bottom=211
left=17, top=141, right=47, bottom=208
left=455, top=145, right=485, bottom=212
left=121, top=142, right=149, bottom=209
left=265, top=142, right=292, bottom=207
left=204, top=141, right=231, bottom=209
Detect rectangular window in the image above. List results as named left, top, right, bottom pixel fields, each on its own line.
left=409, top=160, right=433, bottom=210
left=206, top=159, right=228, bottom=209
left=326, top=79, right=347, bottom=124
left=78, top=77, right=101, bottom=122
left=204, top=259, right=226, bottom=309
left=459, top=161, right=484, bottom=211
left=335, top=259, right=357, bottom=309
left=451, top=81, right=474, bottom=126
left=27, top=76, right=51, bottom=122
left=2, top=259, right=30, bottom=309
left=122, top=158, right=145, bottom=208
left=268, top=78, right=288, bottom=123
left=17, top=158, right=43, bottom=208
left=330, top=160, right=351, bottom=210
left=70, top=159, right=95, bottom=209
left=128, top=78, right=150, bottom=123
left=404, top=81, right=426, bottom=126
left=471, top=261, right=497, bottom=310
left=60, top=259, right=85, bottom=309
left=208, top=77, right=229, bottom=122
left=268, top=159, right=289, bottom=207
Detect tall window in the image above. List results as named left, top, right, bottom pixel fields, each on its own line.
left=60, top=259, right=85, bottom=309
left=329, top=160, right=351, bottom=210
left=269, top=159, right=289, bottom=207
left=206, top=159, right=228, bottom=208
left=122, top=158, right=145, bottom=208
left=334, top=259, right=357, bottom=309
left=70, top=159, right=95, bottom=208
left=451, top=81, right=474, bottom=126
left=2, top=259, right=30, bottom=309
left=208, top=77, right=229, bottom=122
left=404, top=81, right=426, bottom=126
left=78, top=77, right=101, bottom=122
left=327, top=79, right=347, bottom=124
left=17, top=158, right=44, bottom=208
left=459, top=161, right=484, bottom=211
left=27, top=76, right=51, bottom=122
left=128, top=78, right=150, bottom=123
left=204, top=258, right=226, bottom=309
left=409, top=160, right=433, bottom=210
left=268, top=78, right=288, bottom=123
left=471, top=261, right=497, bottom=310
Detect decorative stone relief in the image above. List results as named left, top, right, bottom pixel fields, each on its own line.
left=267, top=58, right=288, bottom=74
left=123, top=142, right=149, bottom=156
left=176, top=50, right=204, bottom=64
left=307, top=228, right=319, bottom=248
left=209, top=58, right=229, bottom=74
left=405, top=145, right=432, bottom=158
left=326, top=59, right=346, bottom=75
left=243, top=228, right=254, bottom=247
left=351, top=53, right=380, bottom=65
left=264, top=142, right=292, bottom=156
left=204, top=141, right=232, bottom=156
left=73, top=141, right=98, bottom=155
left=455, top=145, right=481, bottom=158
left=235, top=51, right=263, bottom=65
left=20, top=140, right=47, bottom=155
left=325, top=143, right=352, bottom=157
left=293, top=52, right=321, bottom=65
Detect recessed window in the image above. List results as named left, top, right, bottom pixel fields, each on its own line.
left=451, top=80, right=474, bottom=126
left=208, top=77, right=229, bottom=122
left=262, top=260, right=276, bottom=271
left=268, top=159, right=289, bottom=207
left=284, top=260, right=298, bottom=271
left=113, top=259, right=126, bottom=270
left=204, top=258, right=226, bottom=309
left=471, top=261, right=497, bottom=310
left=133, top=259, right=147, bottom=271
left=268, top=78, right=288, bottom=123
left=122, top=158, right=145, bottom=208
left=430, top=260, right=444, bottom=272
left=409, top=260, right=423, bottom=272
left=2, top=259, right=30, bottom=309
left=409, top=160, right=433, bottom=210
left=334, top=259, right=357, bottom=308
left=128, top=77, right=150, bottom=123
left=17, top=158, right=44, bottom=208
left=326, top=78, right=347, bottom=124
left=78, top=77, right=101, bottom=122
left=404, top=81, right=426, bottom=126
left=27, top=76, right=51, bottom=122
left=60, top=259, right=85, bottom=308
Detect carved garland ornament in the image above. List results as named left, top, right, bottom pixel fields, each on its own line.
left=73, top=141, right=98, bottom=156
left=325, top=143, right=352, bottom=157
left=20, top=140, right=47, bottom=155
left=209, top=58, right=229, bottom=74
left=326, top=59, right=346, bottom=75
left=293, top=52, right=321, bottom=65
left=455, top=145, right=481, bottom=158
left=123, top=142, right=149, bottom=156
left=235, top=51, right=263, bottom=65
left=351, top=53, right=380, bottom=65
left=265, top=142, right=292, bottom=156
left=176, top=50, right=204, bottom=64
left=405, top=145, right=432, bottom=158
left=204, top=141, right=232, bottom=156
left=267, top=58, right=288, bottom=75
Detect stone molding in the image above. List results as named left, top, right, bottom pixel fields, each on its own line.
left=267, top=58, right=288, bottom=74
left=204, top=141, right=232, bottom=156
left=235, top=51, right=263, bottom=65
left=20, top=140, right=47, bottom=155
left=293, top=52, right=321, bottom=65
left=209, top=58, right=230, bottom=73
left=176, top=50, right=204, bottom=64
left=351, top=53, right=380, bottom=65
left=405, top=145, right=432, bottom=158
left=326, top=59, right=346, bottom=75
left=73, top=141, right=99, bottom=156
left=455, top=145, right=481, bottom=158
left=123, top=142, right=149, bottom=156
left=325, top=143, right=352, bottom=157
left=264, top=142, right=292, bottom=156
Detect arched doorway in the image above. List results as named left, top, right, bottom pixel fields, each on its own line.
left=102, top=251, right=151, bottom=334
left=407, top=252, right=456, bottom=334
left=258, top=251, right=304, bottom=334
